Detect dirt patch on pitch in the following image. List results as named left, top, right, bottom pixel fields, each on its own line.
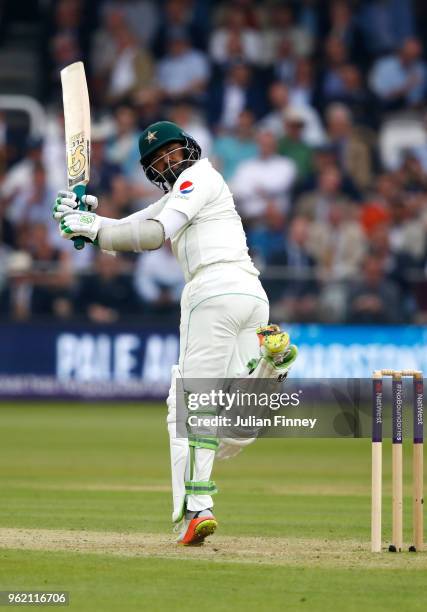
left=1, top=528, right=426, bottom=568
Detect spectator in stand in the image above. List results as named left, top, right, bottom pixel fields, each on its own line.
left=0, top=111, right=6, bottom=177
left=387, top=195, right=427, bottom=262
left=207, top=61, right=267, bottom=130
left=346, top=254, right=403, bottom=323
left=358, top=0, right=415, bottom=57
left=389, top=193, right=427, bottom=317
left=368, top=220, right=419, bottom=320
left=319, top=36, right=349, bottom=107
left=333, top=64, right=373, bottom=126
left=0, top=197, right=15, bottom=250
left=297, top=143, right=360, bottom=200
left=326, top=0, right=360, bottom=59
left=153, top=0, right=206, bottom=56
left=325, top=103, right=374, bottom=191
left=212, top=109, right=257, bottom=180
left=168, top=103, right=212, bottom=157
left=94, top=173, right=154, bottom=224
left=87, top=131, right=121, bottom=197
left=134, top=242, right=184, bottom=319
left=101, top=0, right=159, bottom=47
left=212, top=0, right=263, bottom=30
left=91, top=8, right=129, bottom=103
left=244, top=200, right=286, bottom=266
left=52, top=0, right=84, bottom=44
left=266, top=216, right=319, bottom=323
left=231, top=129, right=296, bottom=235
left=0, top=138, right=44, bottom=207
left=156, top=34, right=209, bottom=105
left=298, top=0, right=319, bottom=39
left=107, top=26, right=154, bottom=104
left=0, top=251, right=33, bottom=320
left=278, top=107, right=314, bottom=183
left=74, top=252, right=140, bottom=323
left=273, top=38, right=299, bottom=86
left=0, top=223, right=73, bottom=320
left=360, top=173, right=397, bottom=236
left=209, top=4, right=263, bottom=67
left=394, top=152, right=427, bottom=193
left=106, top=104, right=141, bottom=181
left=0, top=110, right=28, bottom=170
left=263, top=3, right=313, bottom=64
left=7, top=162, right=55, bottom=238
left=311, top=201, right=367, bottom=321
left=295, top=165, right=353, bottom=222
left=309, top=201, right=367, bottom=282
left=369, top=37, right=427, bottom=110
left=108, top=175, right=138, bottom=219
left=47, top=0, right=85, bottom=88
left=289, top=57, right=316, bottom=107
left=26, top=223, right=74, bottom=319
left=133, top=87, right=164, bottom=127
left=49, top=32, right=81, bottom=100
left=258, top=81, right=325, bottom=146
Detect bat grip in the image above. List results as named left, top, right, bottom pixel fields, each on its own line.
left=72, top=184, right=87, bottom=250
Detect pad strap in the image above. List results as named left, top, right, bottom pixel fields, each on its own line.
left=185, top=480, right=218, bottom=495
left=188, top=435, right=219, bottom=451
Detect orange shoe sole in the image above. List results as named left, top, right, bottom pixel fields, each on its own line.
left=179, top=517, right=218, bottom=546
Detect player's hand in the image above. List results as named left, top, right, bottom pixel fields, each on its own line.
left=59, top=210, right=101, bottom=243
left=53, top=190, right=98, bottom=221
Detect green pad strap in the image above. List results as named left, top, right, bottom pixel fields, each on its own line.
left=188, top=410, right=217, bottom=416
left=185, top=480, right=218, bottom=495
left=188, top=435, right=219, bottom=451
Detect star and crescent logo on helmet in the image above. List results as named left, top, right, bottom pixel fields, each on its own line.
left=179, top=181, right=194, bottom=194
left=145, top=130, right=158, bottom=143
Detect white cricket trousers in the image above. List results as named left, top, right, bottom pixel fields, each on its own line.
left=167, top=262, right=269, bottom=521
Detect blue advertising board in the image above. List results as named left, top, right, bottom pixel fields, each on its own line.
left=288, top=324, right=427, bottom=378
left=0, top=323, right=179, bottom=399
left=0, top=323, right=425, bottom=399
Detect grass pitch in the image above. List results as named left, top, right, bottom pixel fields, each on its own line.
left=0, top=403, right=426, bottom=611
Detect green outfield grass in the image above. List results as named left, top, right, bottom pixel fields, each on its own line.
left=0, top=403, right=426, bottom=611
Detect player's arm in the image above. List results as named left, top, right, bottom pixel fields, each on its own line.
left=96, top=208, right=187, bottom=251
left=53, top=190, right=188, bottom=251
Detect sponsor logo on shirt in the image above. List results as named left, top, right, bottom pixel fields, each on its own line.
left=179, top=180, right=194, bottom=194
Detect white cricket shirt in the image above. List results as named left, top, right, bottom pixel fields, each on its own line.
left=150, top=158, right=259, bottom=282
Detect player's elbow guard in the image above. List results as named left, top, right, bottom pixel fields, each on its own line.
left=97, top=219, right=165, bottom=252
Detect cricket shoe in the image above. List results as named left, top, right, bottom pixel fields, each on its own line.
left=176, top=509, right=217, bottom=546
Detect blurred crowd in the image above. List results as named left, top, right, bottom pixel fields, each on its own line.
left=1, top=0, right=427, bottom=325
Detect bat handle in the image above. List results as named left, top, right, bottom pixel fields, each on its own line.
left=72, top=184, right=87, bottom=251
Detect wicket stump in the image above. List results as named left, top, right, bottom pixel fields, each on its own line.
left=371, top=369, right=424, bottom=553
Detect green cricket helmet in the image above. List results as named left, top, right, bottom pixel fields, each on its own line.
left=139, top=121, right=201, bottom=192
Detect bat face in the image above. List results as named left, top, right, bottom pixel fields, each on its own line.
left=61, top=61, right=91, bottom=190
left=60, top=61, right=91, bottom=250
left=66, top=131, right=90, bottom=187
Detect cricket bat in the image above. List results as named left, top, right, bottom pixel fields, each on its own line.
left=60, top=61, right=91, bottom=250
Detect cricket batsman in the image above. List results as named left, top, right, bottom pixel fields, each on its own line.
left=53, top=121, right=298, bottom=545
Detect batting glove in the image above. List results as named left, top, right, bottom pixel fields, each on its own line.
left=53, top=190, right=98, bottom=221
left=59, top=210, right=101, bottom=242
